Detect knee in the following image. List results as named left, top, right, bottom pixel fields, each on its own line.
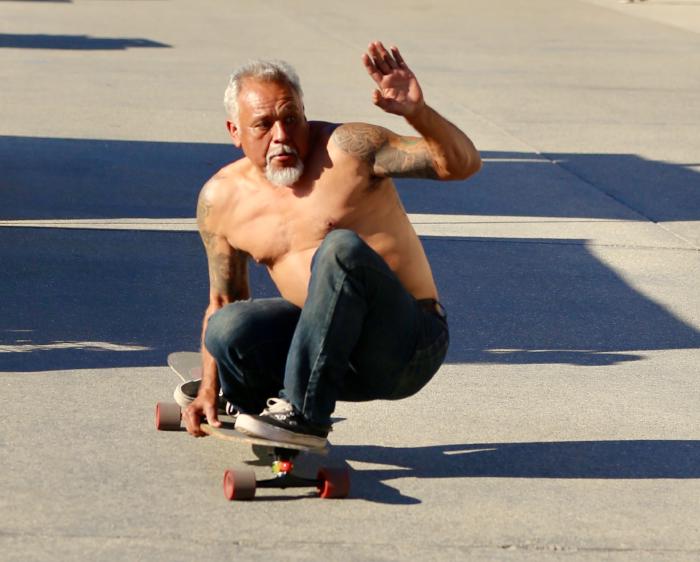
left=204, top=301, right=256, bottom=358
left=313, top=229, right=370, bottom=271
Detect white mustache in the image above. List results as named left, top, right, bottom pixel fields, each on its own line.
left=267, top=145, right=298, bottom=162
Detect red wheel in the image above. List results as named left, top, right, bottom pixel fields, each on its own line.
left=223, top=468, right=256, bottom=501
left=317, top=467, right=350, bottom=499
left=155, top=402, right=182, bottom=431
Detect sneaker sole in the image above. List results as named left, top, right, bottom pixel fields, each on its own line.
left=235, top=415, right=328, bottom=449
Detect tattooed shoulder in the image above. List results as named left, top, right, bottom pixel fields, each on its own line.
left=331, top=123, right=388, bottom=164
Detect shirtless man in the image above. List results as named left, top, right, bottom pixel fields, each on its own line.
left=180, top=41, right=481, bottom=448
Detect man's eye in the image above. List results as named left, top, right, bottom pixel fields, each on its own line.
left=285, top=116, right=298, bottom=125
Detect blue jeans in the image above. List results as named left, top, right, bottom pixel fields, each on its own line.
left=205, top=229, right=449, bottom=426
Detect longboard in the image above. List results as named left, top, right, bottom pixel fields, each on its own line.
left=156, top=352, right=349, bottom=501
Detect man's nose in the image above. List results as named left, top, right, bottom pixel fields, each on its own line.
left=271, top=120, right=290, bottom=142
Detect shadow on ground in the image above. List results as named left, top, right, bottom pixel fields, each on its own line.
left=336, top=440, right=700, bottom=504
left=2, top=227, right=698, bottom=371
left=0, top=136, right=233, bottom=219
left=2, top=136, right=698, bottom=221
left=0, top=136, right=698, bottom=371
left=427, top=236, right=700, bottom=366
left=0, top=33, right=170, bottom=50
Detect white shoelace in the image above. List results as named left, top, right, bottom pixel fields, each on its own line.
left=263, top=398, right=294, bottom=415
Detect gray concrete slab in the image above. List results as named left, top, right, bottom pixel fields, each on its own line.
left=1, top=0, right=699, bottom=560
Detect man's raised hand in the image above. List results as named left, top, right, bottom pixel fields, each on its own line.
left=362, top=41, right=425, bottom=118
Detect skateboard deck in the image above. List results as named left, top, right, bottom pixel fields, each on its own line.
left=167, top=351, right=201, bottom=382
left=200, top=420, right=329, bottom=455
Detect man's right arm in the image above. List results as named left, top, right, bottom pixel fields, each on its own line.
left=182, top=180, right=250, bottom=437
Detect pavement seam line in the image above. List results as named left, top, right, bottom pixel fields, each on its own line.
left=1, top=222, right=696, bottom=251
left=444, top=99, right=699, bottom=251
left=423, top=235, right=700, bottom=252
left=543, top=154, right=700, bottom=251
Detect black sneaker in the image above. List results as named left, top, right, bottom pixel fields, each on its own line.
left=173, top=379, right=239, bottom=417
left=235, top=398, right=330, bottom=448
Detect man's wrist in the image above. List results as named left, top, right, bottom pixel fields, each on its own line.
left=197, top=384, right=218, bottom=401
left=404, top=101, right=431, bottom=126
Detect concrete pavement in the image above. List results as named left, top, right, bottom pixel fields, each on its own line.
left=1, top=0, right=699, bottom=560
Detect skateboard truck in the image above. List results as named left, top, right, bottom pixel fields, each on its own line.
left=224, top=446, right=350, bottom=501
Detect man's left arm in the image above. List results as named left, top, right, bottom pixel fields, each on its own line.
left=359, top=41, right=481, bottom=181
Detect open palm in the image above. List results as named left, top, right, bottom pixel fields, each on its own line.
left=363, top=41, right=424, bottom=117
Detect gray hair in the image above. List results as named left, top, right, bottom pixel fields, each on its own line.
left=223, top=59, right=303, bottom=124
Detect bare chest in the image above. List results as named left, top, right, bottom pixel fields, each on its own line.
left=230, top=175, right=367, bottom=266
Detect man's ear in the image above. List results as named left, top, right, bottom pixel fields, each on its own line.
left=226, top=120, right=241, bottom=147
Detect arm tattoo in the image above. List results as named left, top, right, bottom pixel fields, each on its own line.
left=331, top=123, right=386, bottom=165
left=207, top=249, right=248, bottom=299
left=196, top=196, right=216, bottom=255
left=332, top=123, right=438, bottom=179
left=375, top=139, right=439, bottom=179
left=196, top=191, right=250, bottom=300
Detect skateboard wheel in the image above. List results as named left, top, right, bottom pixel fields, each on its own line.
left=155, top=402, right=182, bottom=431
left=223, top=468, right=256, bottom=501
left=317, top=467, right=350, bottom=499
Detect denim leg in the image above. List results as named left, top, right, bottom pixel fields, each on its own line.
left=282, top=229, right=445, bottom=426
left=205, top=298, right=300, bottom=414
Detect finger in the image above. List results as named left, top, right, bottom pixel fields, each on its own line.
left=372, top=89, right=395, bottom=113
left=362, top=52, right=384, bottom=85
left=369, top=42, right=392, bottom=74
left=205, top=403, right=221, bottom=428
left=183, top=407, right=204, bottom=437
left=390, top=45, right=408, bottom=69
left=375, top=41, right=398, bottom=70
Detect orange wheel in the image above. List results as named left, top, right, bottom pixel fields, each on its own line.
left=155, top=402, right=181, bottom=431
left=317, top=467, right=350, bottom=499
left=223, top=468, right=256, bottom=501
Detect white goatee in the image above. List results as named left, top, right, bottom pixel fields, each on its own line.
left=265, top=160, right=304, bottom=186
left=265, top=144, right=304, bottom=186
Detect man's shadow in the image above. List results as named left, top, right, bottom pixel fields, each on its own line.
left=329, top=440, right=700, bottom=504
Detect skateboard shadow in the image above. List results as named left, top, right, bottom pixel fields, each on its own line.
left=333, top=440, right=700, bottom=505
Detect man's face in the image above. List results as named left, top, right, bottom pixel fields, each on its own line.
left=228, top=78, right=309, bottom=186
